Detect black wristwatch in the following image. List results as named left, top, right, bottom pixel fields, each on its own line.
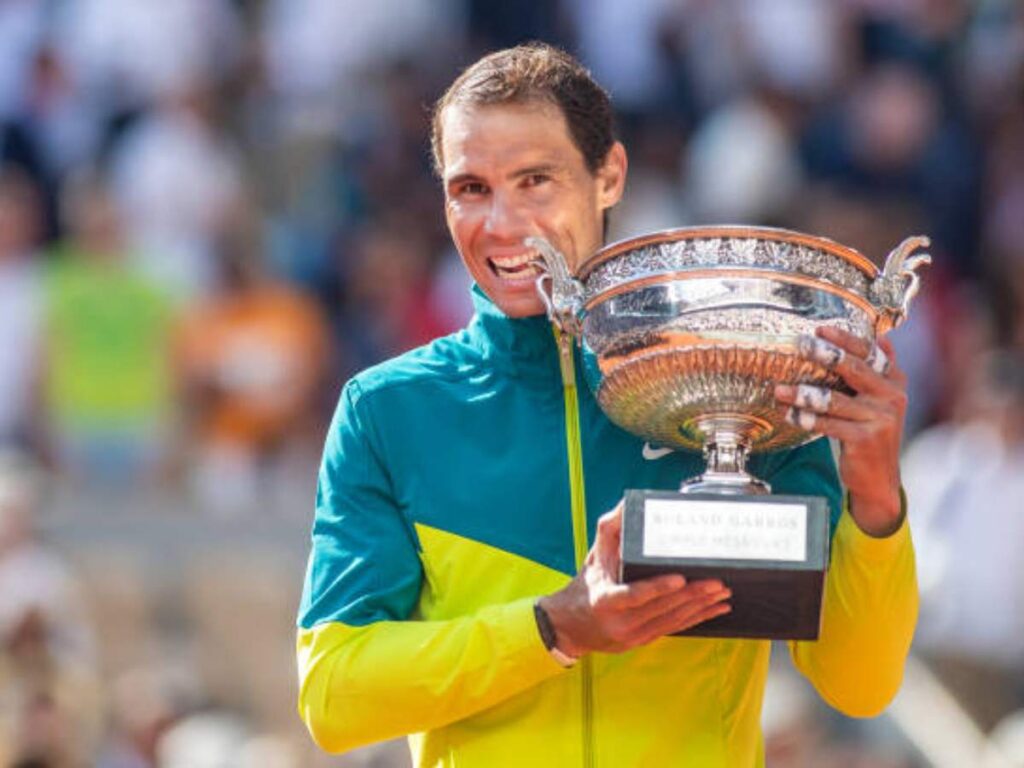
left=533, top=600, right=578, bottom=668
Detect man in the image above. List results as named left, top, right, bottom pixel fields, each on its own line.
left=297, top=44, right=917, bottom=766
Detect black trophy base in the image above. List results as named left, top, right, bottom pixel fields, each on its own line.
left=620, top=489, right=830, bottom=640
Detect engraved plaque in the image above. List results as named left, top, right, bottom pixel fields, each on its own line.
left=642, top=499, right=807, bottom=562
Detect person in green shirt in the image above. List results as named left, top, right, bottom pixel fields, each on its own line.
left=44, top=172, right=175, bottom=485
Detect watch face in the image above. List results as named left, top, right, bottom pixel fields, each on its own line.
left=533, top=601, right=558, bottom=649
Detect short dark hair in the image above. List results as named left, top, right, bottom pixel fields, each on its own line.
left=430, top=43, right=616, bottom=177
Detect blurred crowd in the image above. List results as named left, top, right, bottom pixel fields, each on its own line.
left=1, top=0, right=1023, bottom=766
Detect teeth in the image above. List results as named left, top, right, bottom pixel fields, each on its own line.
left=490, top=250, right=539, bottom=270
left=495, top=262, right=541, bottom=278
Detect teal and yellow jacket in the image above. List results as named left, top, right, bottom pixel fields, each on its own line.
left=297, top=288, right=918, bottom=767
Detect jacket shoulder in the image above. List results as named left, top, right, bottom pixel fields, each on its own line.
left=348, top=328, right=480, bottom=400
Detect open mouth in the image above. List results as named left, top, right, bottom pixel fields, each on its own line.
left=488, top=251, right=543, bottom=281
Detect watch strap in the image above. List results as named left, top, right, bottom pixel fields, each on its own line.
left=533, top=600, right=578, bottom=668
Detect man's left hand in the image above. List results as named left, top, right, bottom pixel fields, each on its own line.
left=774, top=326, right=906, bottom=538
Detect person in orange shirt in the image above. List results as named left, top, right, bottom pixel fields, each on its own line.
left=175, top=242, right=331, bottom=513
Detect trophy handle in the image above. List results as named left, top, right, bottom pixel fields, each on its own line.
left=526, top=236, right=585, bottom=338
left=868, top=235, right=932, bottom=333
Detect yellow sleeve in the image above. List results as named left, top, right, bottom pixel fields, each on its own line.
left=296, top=596, right=567, bottom=753
left=788, top=494, right=918, bottom=717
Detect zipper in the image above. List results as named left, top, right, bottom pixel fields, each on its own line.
left=555, top=328, right=595, bottom=768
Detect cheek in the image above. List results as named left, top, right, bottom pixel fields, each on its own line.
left=445, top=203, right=473, bottom=244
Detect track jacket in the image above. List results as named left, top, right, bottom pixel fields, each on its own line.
left=297, top=287, right=918, bottom=767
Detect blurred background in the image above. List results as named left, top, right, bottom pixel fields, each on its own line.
left=0, top=0, right=1023, bottom=766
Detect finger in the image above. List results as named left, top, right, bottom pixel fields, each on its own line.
left=783, top=410, right=869, bottom=442
left=592, top=503, right=624, bottom=568
left=796, top=334, right=846, bottom=370
left=865, top=344, right=890, bottom=376
left=596, top=503, right=623, bottom=538
left=775, top=386, right=879, bottom=422
left=667, top=602, right=733, bottom=637
left=796, top=334, right=889, bottom=396
left=604, top=573, right=688, bottom=610
left=632, top=593, right=732, bottom=644
left=784, top=406, right=820, bottom=432
left=876, top=335, right=907, bottom=385
left=604, top=574, right=717, bottom=612
left=816, top=325, right=872, bottom=359
left=816, top=326, right=901, bottom=384
left=794, top=383, right=832, bottom=412
left=620, top=580, right=728, bottom=628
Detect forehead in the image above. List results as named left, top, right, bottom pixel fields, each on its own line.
left=439, top=100, right=583, bottom=178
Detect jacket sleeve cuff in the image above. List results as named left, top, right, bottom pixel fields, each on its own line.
left=492, top=596, right=572, bottom=676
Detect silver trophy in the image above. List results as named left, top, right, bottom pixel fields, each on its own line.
left=531, top=226, right=930, bottom=639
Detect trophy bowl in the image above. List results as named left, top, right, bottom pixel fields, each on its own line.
left=530, top=226, right=931, bottom=494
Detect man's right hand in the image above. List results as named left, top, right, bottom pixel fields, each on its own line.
left=538, top=503, right=731, bottom=658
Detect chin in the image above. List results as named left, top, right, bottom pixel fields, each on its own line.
left=488, top=288, right=546, bottom=318
left=502, top=303, right=546, bottom=319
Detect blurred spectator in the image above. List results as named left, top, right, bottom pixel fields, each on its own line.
left=94, top=668, right=179, bottom=768
left=18, top=44, right=102, bottom=187
left=800, top=60, right=981, bottom=280
left=174, top=235, right=330, bottom=515
left=962, top=0, right=1024, bottom=120
left=0, top=169, right=45, bottom=454
left=732, top=0, right=846, bottom=101
left=566, top=0, right=678, bottom=115
left=0, top=451, right=101, bottom=766
left=335, top=223, right=457, bottom=378
left=45, top=171, right=177, bottom=486
left=466, top=0, right=572, bottom=52
left=55, top=0, right=242, bottom=119
left=980, top=99, right=1024, bottom=349
left=261, top=0, right=462, bottom=137
left=110, top=79, right=244, bottom=300
left=0, top=0, right=48, bottom=121
left=611, top=119, right=689, bottom=238
left=685, top=90, right=804, bottom=224
left=907, top=349, right=1024, bottom=731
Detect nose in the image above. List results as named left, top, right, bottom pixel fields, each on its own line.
left=483, top=190, right=529, bottom=239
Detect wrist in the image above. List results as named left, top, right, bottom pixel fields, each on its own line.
left=535, top=597, right=582, bottom=665
left=848, top=489, right=904, bottom=538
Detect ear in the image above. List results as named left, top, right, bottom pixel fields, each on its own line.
left=596, top=142, right=628, bottom=211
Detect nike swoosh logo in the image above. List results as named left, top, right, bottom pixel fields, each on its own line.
left=642, top=443, right=674, bottom=460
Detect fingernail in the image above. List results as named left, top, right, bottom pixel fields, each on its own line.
left=796, top=335, right=844, bottom=368
left=775, top=384, right=793, bottom=399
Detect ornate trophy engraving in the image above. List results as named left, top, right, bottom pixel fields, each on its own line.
left=530, top=227, right=930, bottom=639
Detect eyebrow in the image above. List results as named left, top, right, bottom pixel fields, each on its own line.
left=510, top=163, right=560, bottom=180
left=446, top=164, right=562, bottom=190
left=445, top=173, right=482, bottom=191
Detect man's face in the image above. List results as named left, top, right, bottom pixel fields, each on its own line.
left=440, top=101, right=626, bottom=317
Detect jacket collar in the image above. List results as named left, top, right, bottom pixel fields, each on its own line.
left=466, top=284, right=561, bottom=380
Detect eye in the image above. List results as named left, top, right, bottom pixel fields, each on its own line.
left=523, top=173, right=551, bottom=188
left=453, top=181, right=489, bottom=198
